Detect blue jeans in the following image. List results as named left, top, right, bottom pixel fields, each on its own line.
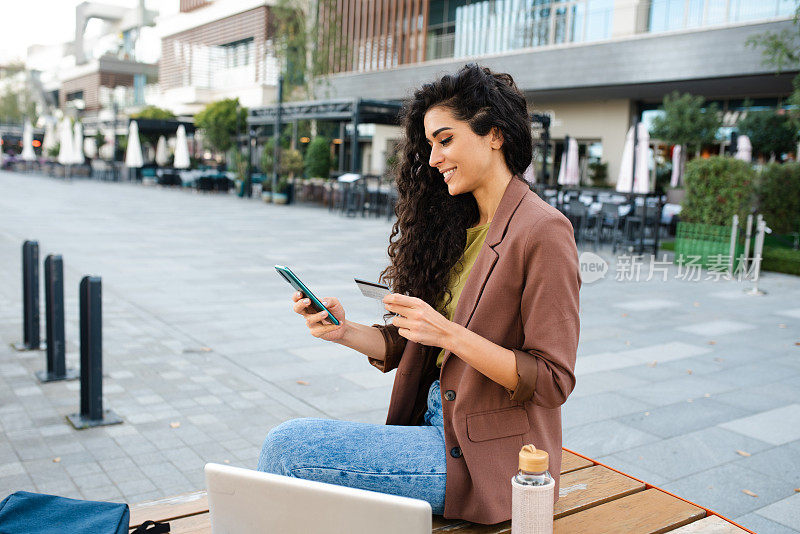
left=257, top=379, right=447, bottom=514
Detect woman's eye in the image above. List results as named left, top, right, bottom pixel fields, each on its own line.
left=440, top=136, right=453, bottom=146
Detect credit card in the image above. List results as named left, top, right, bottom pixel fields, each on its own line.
left=354, top=278, right=391, bottom=300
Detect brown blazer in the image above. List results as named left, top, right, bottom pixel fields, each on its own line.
left=368, top=177, right=581, bottom=524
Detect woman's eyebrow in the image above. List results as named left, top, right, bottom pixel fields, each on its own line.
left=426, top=126, right=453, bottom=143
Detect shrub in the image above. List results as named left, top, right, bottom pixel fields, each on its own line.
left=762, top=246, right=800, bottom=276
left=261, top=139, right=275, bottom=174
left=281, top=148, right=304, bottom=177
left=681, top=156, right=755, bottom=226
left=757, top=162, right=800, bottom=235
left=304, top=136, right=331, bottom=178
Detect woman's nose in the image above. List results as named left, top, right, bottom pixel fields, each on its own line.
left=429, top=145, right=443, bottom=168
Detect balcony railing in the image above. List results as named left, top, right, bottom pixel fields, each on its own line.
left=425, top=0, right=789, bottom=63
left=648, top=0, right=794, bottom=32
left=427, top=0, right=613, bottom=60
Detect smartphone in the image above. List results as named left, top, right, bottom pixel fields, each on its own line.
left=275, top=265, right=340, bottom=326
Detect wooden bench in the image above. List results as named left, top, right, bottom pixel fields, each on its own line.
left=129, top=448, right=755, bottom=533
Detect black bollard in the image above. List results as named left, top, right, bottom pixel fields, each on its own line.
left=67, top=276, right=121, bottom=429
left=14, top=240, right=44, bottom=351
left=36, top=255, right=78, bottom=383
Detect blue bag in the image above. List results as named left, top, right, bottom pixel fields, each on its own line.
left=0, top=491, right=169, bottom=533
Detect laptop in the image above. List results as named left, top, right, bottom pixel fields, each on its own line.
left=205, top=463, right=432, bottom=534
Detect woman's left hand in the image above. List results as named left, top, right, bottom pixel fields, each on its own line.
left=383, top=293, right=457, bottom=348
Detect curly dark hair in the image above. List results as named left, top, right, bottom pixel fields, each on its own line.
left=379, top=64, right=532, bottom=318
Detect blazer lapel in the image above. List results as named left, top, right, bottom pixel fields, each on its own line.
left=442, top=178, right=530, bottom=368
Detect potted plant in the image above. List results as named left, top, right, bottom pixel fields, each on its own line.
left=261, top=179, right=272, bottom=203
left=273, top=177, right=290, bottom=204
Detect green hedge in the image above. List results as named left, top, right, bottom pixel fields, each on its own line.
left=762, top=246, right=800, bottom=276
left=757, top=162, right=800, bottom=235
left=681, top=157, right=755, bottom=226
left=305, top=137, right=331, bottom=178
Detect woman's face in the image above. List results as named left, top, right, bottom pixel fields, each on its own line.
left=423, top=106, right=502, bottom=196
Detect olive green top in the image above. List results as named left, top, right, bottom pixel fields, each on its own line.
left=436, top=221, right=491, bottom=368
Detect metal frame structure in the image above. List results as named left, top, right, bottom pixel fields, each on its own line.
left=246, top=97, right=403, bottom=184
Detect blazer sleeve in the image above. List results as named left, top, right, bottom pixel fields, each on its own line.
left=367, top=323, right=408, bottom=373
left=508, top=213, right=581, bottom=407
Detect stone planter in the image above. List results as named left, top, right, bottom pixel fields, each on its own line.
left=261, top=191, right=272, bottom=203
left=273, top=192, right=288, bottom=204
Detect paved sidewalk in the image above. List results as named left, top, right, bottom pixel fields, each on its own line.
left=1, top=170, right=798, bottom=532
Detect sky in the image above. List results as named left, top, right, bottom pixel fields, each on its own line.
left=0, top=0, right=169, bottom=63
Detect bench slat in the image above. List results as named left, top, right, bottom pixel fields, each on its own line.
left=431, top=450, right=596, bottom=530
left=560, top=450, right=593, bottom=474
left=553, top=489, right=705, bottom=534
left=129, top=491, right=208, bottom=529
left=555, top=465, right=645, bottom=519
left=667, top=515, right=751, bottom=533
left=163, top=513, right=212, bottom=534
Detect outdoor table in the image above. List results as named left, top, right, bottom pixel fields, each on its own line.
left=128, top=448, right=753, bottom=533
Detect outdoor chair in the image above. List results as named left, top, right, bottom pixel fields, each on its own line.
left=360, top=175, right=384, bottom=218
left=196, top=176, right=215, bottom=191
left=591, top=202, right=626, bottom=250
left=614, top=203, right=661, bottom=254
left=343, top=180, right=364, bottom=217
left=385, top=183, right=398, bottom=220
left=565, top=200, right=590, bottom=245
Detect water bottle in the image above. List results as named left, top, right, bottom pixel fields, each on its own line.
left=511, top=444, right=554, bottom=534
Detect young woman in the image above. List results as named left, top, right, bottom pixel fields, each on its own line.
left=257, top=64, right=580, bottom=525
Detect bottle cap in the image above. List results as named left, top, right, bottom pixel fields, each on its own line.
left=519, top=444, right=548, bottom=472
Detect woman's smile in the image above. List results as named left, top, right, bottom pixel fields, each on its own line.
left=442, top=167, right=456, bottom=182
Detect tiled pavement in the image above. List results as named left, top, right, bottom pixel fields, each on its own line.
left=1, top=170, right=799, bottom=533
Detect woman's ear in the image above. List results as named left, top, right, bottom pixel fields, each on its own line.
left=490, top=127, right=504, bottom=150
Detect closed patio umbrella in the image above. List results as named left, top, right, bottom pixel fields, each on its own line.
left=125, top=120, right=143, bottom=169
left=73, top=122, right=84, bottom=165
left=155, top=135, right=169, bottom=167
left=670, top=145, right=682, bottom=188
left=522, top=162, right=535, bottom=184
left=633, top=122, right=650, bottom=194
left=557, top=145, right=568, bottom=185
left=566, top=137, right=580, bottom=186
left=84, top=137, right=97, bottom=159
left=173, top=125, right=190, bottom=169
left=57, top=119, right=74, bottom=166
left=735, top=135, right=752, bottom=162
left=616, top=126, right=634, bottom=193
left=21, top=121, right=36, bottom=161
left=42, top=120, right=56, bottom=157
left=557, top=136, right=580, bottom=186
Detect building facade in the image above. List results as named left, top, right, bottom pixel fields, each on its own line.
left=315, top=0, right=796, bottom=182
left=153, top=0, right=280, bottom=116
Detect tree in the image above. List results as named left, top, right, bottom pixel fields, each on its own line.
left=737, top=109, right=797, bottom=160
left=131, top=106, right=178, bottom=150
left=0, top=63, right=35, bottom=124
left=747, top=7, right=800, bottom=128
left=304, top=136, right=331, bottom=178
left=273, top=0, right=345, bottom=100
left=194, top=98, right=247, bottom=157
left=649, top=91, right=722, bottom=182
left=132, top=106, right=176, bottom=121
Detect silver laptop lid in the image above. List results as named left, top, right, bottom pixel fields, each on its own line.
left=205, top=463, right=432, bottom=534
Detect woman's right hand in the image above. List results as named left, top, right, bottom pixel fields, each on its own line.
left=291, top=291, right=347, bottom=342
